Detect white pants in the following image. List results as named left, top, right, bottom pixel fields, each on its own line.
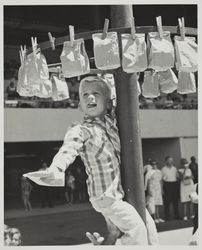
left=90, top=197, right=159, bottom=245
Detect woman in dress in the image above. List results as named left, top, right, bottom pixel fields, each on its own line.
left=178, top=158, right=195, bottom=220
left=145, top=160, right=164, bottom=223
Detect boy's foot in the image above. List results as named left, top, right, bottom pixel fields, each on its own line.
left=154, top=219, right=160, bottom=223
left=158, top=218, right=165, bottom=223
left=190, top=215, right=195, bottom=219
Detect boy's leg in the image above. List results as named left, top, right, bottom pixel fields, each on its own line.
left=145, top=208, right=159, bottom=245
left=93, top=198, right=148, bottom=245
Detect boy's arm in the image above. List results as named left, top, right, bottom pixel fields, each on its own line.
left=49, top=125, right=85, bottom=173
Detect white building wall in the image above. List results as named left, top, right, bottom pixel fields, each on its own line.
left=4, top=109, right=198, bottom=142
left=179, top=137, right=198, bottom=161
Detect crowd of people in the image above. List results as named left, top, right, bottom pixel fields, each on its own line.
left=20, top=160, right=89, bottom=211
left=144, top=156, right=198, bottom=223
left=19, top=154, right=198, bottom=222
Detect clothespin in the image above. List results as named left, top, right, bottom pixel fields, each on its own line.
left=101, top=18, right=109, bottom=39
left=131, top=17, right=136, bottom=39
left=48, top=32, right=55, bottom=50
left=19, top=50, right=23, bottom=65
left=178, top=17, right=186, bottom=40
left=156, top=16, right=163, bottom=39
left=31, top=37, right=38, bottom=57
left=69, top=25, right=75, bottom=47
left=19, top=45, right=26, bottom=64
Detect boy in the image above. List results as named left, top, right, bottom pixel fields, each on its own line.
left=48, top=76, right=158, bottom=245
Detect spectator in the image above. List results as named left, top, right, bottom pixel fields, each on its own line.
left=189, top=183, right=198, bottom=234
left=65, top=170, right=75, bottom=205
left=10, top=228, right=22, bottom=246
left=21, top=176, right=33, bottom=211
left=145, top=160, right=164, bottom=223
left=4, top=224, right=12, bottom=246
left=75, top=167, right=87, bottom=202
left=4, top=226, right=21, bottom=246
left=143, top=157, right=153, bottom=175
left=153, top=96, right=164, bottom=109
left=39, top=162, right=54, bottom=208
left=164, top=94, right=174, bottom=109
left=189, top=156, right=198, bottom=184
left=161, top=156, right=181, bottom=221
left=6, top=80, right=19, bottom=99
left=66, top=77, right=80, bottom=104
left=178, top=158, right=195, bottom=220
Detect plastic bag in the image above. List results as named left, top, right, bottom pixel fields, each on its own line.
left=158, top=69, right=178, bottom=94
left=147, top=31, right=174, bottom=71
left=174, top=36, right=197, bottom=72
left=51, top=75, right=70, bottom=101
left=23, top=170, right=65, bottom=187
left=92, top=32, right=121, bottom=70
left=142, top=71, right=160, bottom=98
left=60, top=38, right=90, bottom=78
left=121, top=33, right=147, bottom=72
left=17, top=52, right=51, bottom=97
left=26, top=52, right=49, bottom=85
left=177, top=71, right=196, bottom=94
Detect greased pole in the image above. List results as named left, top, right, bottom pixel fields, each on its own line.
left=111, top=5, right=146, bottom=223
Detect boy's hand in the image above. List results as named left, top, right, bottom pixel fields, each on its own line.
left=48, top=164, right=64, bottom=173
left=86, top=232, right=104, bottom=245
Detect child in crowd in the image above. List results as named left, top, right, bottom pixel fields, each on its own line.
left=10, top=228, right=22, bottom=246
left=4, top=224, right=12, bottom=246
left=4, top=225, right=21, bottom=246
left=21, top=176, right=33, bottom=211
left=48, top=76, right=159, bottom=245
left=65, top=170, right=75, bottom=204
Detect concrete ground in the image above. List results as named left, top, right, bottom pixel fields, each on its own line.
left=4, top=203, right=195, bottom=246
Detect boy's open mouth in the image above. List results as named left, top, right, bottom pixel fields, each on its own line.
left=87, top=103, right=97, bottom=108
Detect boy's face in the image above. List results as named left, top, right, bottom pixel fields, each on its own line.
left=79, top=81, right=110, bottom=118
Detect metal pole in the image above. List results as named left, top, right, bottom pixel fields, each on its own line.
left=111, top=5, right=146, bottom=223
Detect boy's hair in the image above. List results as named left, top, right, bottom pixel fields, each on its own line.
left=79, top=76, right=112, bottom=100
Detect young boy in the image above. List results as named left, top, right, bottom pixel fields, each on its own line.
left=48, top=76, right=158, bottom=245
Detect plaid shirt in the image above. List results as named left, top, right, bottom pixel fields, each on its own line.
left=51, top=113, right=124, bottom=199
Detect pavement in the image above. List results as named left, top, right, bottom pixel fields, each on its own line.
left=4, top=202, right=195, bottom=246
left=4, top=202, right=92, bottom=219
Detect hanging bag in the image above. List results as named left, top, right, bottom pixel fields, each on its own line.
left=142, top=70, right=160, bottom=98
left=177, top=71, right=196, bottom=94
left=60, top=38, right=90, bottom=78
left=92, top=32, right=121, bottom=70
left=51, top=75, right=70, bottom=101
left=147, top=31, right=175, bottom=71
left=121, top=33, right=147, bottom=73
left=158, top=69, right=178, bottom=94
left=174, top=36, right=197, bottom=72
left=25, top=51, right=51, bottom=98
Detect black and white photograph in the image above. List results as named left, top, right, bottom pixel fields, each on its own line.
left=2, top=0, right=199, bottom=246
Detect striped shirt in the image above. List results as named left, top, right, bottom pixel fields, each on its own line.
left=50, top=113, right=124, bottom=199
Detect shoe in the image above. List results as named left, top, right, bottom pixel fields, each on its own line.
left=190, top=215, right=195, bottom=219
left=158, top=218, right=165, bottom=223
left=154, top=219, right=160, bottom=223
left=183, top=216, right=188, bottom=221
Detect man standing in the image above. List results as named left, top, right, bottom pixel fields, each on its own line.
left=189, top=156, right=198, bottom=184
left=161, top=156, right=180, bottom=221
